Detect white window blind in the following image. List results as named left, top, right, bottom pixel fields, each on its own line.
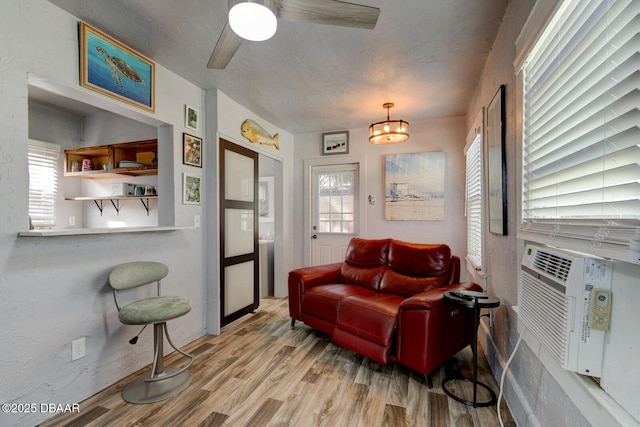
left=28, top=139, right=60, bottom=228
left=520, top=0, right=640, bottom=263
left=466, top=133, right=483, bottom=268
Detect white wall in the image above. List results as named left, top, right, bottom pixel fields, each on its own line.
left=466, top=0, right=640, bottom=426
left=0, top=1, right=206, bottom=425
left=292, top=116, right=469, bottom=278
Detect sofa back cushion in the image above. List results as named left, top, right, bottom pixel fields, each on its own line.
left=380, top=240, right=452, bottom=297
left=340, top=238, right=391, bottom=291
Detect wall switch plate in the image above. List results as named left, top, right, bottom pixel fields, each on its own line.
left=71, top=337, right=85, bottom=361
left=68, top=216, right=75, bottom=226
left=194, top=215, right=200, bottom=227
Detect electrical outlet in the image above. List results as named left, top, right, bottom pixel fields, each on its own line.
left=71, top=337, right=85, bottom=361
left=68, top=216, right=75, bottom=226
left=194, top=215, right=200, bottom=227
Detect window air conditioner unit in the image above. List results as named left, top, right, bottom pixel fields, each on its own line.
left=518, top=244, right=612, bottom=377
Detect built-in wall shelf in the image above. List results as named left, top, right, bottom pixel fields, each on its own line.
left=18, top=225, right=192, bottom=237
left=64, top=169, right=157, bottom=179
left=64, top=139, right=157, bottom=178
left=66, top=195, right=158, bottom=216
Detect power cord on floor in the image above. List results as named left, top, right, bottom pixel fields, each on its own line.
left=498, top=325, right=526, bottom=427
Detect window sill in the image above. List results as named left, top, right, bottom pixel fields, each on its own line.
left=18, top=225, right=194, bottom=237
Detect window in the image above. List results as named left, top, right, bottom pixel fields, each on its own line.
left=28, top=139, right=60, bottom=228
left=465, top=130, right=483, bottom=268
left=314, top=164, right=358, bottom=234
left=519, top=0, right=640, bottom=260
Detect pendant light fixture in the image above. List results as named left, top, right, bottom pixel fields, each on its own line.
left=369, top=103, right=410, bottom=144
left=228, top=0, right=278, bottom=42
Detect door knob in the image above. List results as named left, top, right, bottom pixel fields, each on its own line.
left=312, top=234, right=318, bottom=239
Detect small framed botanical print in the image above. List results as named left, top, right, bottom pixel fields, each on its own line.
left=183, top=173, right=201, bottom=204
left=185, top=105, right=199, bottom=131
left=183, top=133, right=202, bottom=167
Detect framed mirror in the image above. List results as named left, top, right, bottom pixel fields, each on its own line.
left=487, top=85, right=507, bottom=235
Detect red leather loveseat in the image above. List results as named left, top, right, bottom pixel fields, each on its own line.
left=288, top=238, right=482, bottom=376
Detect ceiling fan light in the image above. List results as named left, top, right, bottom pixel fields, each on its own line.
left=229, top=1, right=277, bottom=41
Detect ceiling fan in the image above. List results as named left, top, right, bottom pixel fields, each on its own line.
left=207, top=0, right=380, bottom=69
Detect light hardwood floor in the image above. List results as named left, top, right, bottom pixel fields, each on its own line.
left=41, top=297, right=515, bottom=427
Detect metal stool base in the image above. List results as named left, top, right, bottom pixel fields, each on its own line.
left=122, top=369, right=192, bottom=404
left=442, top=377, right=497, bottom=407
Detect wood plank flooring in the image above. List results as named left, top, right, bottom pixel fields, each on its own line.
left=40, top=297, right=515, bottom=427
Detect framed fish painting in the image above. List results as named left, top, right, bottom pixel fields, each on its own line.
left=241, top=119, right=280, bottom=150
left=79, top=22, right=155, bottom=112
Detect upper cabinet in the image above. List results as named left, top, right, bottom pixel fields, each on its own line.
left=64, top=139, right=158, bottom=179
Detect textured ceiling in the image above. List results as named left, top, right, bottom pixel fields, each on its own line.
left=46, top=0, right=508, bottom=134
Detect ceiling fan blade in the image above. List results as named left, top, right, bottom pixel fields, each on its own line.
left=277, top=0, right=380, bottom=29
left=207, top=21, right=243, bottom=69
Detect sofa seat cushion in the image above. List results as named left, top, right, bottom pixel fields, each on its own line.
left=302, top=284, right=375, bottom=324
left=335, top=293, right=405, bottom=347
left=119, top=295, right=191, bottom=325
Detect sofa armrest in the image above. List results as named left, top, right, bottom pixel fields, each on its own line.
left=288, top=263, right=343, bottom=321
left=289, top=263, right=343, bottom=290
left=396, top=282, right=482, bottom=374
left=447, top=255, right=461, bottom=285
left=399, top=281, right=480, bottom=310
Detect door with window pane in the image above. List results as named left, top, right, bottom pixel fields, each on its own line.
left=311, top=164, right=359, bottom=265
left=219, top=139, right=259, bottom=326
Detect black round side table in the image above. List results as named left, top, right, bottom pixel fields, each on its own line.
left=442, top=290, right=500, bottom=407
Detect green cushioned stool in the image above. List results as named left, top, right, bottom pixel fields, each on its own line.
left=108, top=261, right=194, bottom=404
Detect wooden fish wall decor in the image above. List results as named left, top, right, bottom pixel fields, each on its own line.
left=241, top=119, right=280, bottom=150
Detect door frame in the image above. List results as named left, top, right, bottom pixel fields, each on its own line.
left=303, top=155, right=366, bottom=266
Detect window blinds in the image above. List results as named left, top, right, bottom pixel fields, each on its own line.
left=28, top=140, right=60, bottom=228
left=466, top=134, right=482, bottom=268
left=520, top=0, right=640, bottom=263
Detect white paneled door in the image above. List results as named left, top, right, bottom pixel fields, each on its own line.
left=220, top=139, right=259, bottom=326
left=310, top=163, right=359, bottom=265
